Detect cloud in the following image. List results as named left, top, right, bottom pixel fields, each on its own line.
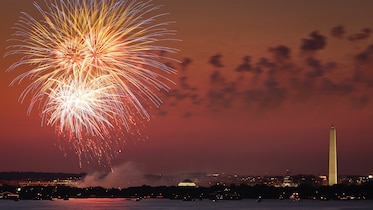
left=161, top=27, right=373, bottom=117
left=209, top=54, right=224, bottom=68
left=158, top=110, right=168, bottom=116
left=351, top=95, right=371, bottom=109
left=330, top=25, right=345, bottom=38
left=269, top=45, right=291, bottom=61
left=190, top=93, right=203, bottom=105
left=205, top=81, right=239, bottom=110
left=348, top=28, right=371, bottom=41
left=180, top=57, right=192, bottom=70
left=235, top=56, right=252, bottom=72
left=319, top=79, right=354, bottom=95
left=355, top=44, right=373, bottom=63
left=210, top=70, right=225, bottom=84
left=244, top=89, right=264, bottom=103
left=179, top=76, right=190, bottom=89
left=206, top=89, right=225, bottom=108
left=182, top=111, right=192, bottom=118
left=261, top=87, right=288, bottom=108
left=301, top=31, right=326, bottom=51
left=252, top=57, right=273, bottom=75
left=159, top=60, right=204, bottom=117
left=256, top=57, right=274, bottom=68
left=163, top=89, right=189, bottom=101
left=264, top=76, right=279, bottom=89
left=305, top=57, right=325, bottom=78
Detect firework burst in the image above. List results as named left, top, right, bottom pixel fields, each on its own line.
left=6, top=0, right=177, bottom=165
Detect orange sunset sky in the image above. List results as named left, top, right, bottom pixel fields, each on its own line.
left=1, top=0, right=373, bottom=177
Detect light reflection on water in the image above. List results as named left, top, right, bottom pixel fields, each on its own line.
left=1, top=198, right=373, bottom=210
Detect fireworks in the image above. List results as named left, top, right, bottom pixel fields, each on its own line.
left=6, top=0, right=177, bottom=165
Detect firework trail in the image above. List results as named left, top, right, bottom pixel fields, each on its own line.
left=6, top=0, right=177, bottom=165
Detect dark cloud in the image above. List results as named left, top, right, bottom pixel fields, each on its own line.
left=330, top=25, right=345, bottom=38
left=210, top=70, right=225, bottom=84
left=351, top=95, right=370, bottom=109
left=348, top=28, right=371, bottom=41
left=261, top=74, right=288, bottom=108
left=190, top=93, right=203, bottom=105
left=179, top=76, right=190, bottom=89
left=266, top=87, right=287, bottom=103
left=235, top=56, right=252, bottom=72
left=269, top=45, right=291, bottom=60
left=301, top=31, right=326, bottom=51
left=353, top=69, right=363, bottom=83
left=257, top=57, right=275, bottom=68
left=291, top=78, right=317, bottom=101
left=222, top=82, right=237, bottom=94
left=156, top=57, right=202, bottom=116
left=180, top=57, right=192, bottom=70
left=324, top=62, right=337, bottom=72
left=244, top=89, right=264, bottom=103
left=252, top=66, right=263, bottom=75
left=305, top=57, right=324, bottom=78
left=355, top=44, right=373, bottom=62
left=363, top=28, right=371, bottom=33
left=252, top=57, right=276, bottom=75
left=320, top=79, right=354, bottom=95
left=206, top=81, right=238, bottom=110
left=209, top=54, right=224, bottom=68
left=164, top=89, right=188, bottom=101
left=165, top=78, right=201, bottom=103
left=161, top=27, right=373, bottom=117
left=253, top=57, right=273, bottom=74
left=207, top=89, right=225, bottom=108
left=352, top=67, right=373, bottom=88
left=182, top=112, right=192, bottom=118
left=158, top=110, right=168, bottom=116
left=252, top=87, right=288, bottom=110
left=264, top=76, right=279, bottom=89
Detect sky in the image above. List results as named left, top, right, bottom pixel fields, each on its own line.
left=1, top=0, right=373, bottom=180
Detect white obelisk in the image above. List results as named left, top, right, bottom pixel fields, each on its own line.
left=328, top=124, right=337, bottom=186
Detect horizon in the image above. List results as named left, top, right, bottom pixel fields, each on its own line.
left=0, top=170, right=372, bottom=177
left=0, top=170, right=372, bottom=189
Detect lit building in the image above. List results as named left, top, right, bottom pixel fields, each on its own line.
left=319, top=175, right=328, bottom=186
left=177, top=179, right=197, bottom=187
left=328, top=124, right=338, bottom=186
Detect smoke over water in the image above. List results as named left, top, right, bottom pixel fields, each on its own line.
left=78, top=162, right=177, bottom=188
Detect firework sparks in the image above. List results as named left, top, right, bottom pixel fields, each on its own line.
left=6, top=0, right=177, bottom=165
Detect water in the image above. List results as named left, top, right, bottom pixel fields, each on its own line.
left=1, top=198, right=373, bottom=210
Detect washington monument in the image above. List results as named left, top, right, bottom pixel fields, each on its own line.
left=328, top=124, right=337, bottom=186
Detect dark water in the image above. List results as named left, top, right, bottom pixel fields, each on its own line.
left=1, top=198, right=373, bottom=210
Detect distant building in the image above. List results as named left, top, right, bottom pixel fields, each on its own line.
left=18, top=179, right=79, bottom=187
left=282, top=175, right=298, bottom=187
left=177, top=179, right=197, bottom=187
left=319, top=175, right=328, bottom=186
left=329, top=124, right=338, bottom=186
